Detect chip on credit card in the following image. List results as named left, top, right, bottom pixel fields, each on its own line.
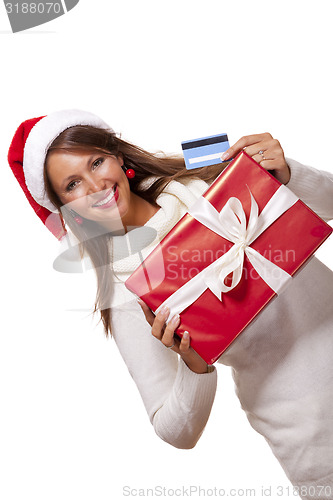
left=181, top=133, right=230, bottom=169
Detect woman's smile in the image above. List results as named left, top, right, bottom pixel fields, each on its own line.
left=91, top=185, right=119, bottom=209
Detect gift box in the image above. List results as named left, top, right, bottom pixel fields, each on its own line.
left=125, top=152, right=333, bottom=364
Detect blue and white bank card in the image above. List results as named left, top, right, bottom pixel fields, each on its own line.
left=181, top=133, right=230, bottom=169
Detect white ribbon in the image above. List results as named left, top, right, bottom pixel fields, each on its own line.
left=155, top=184, right=299, bottom=322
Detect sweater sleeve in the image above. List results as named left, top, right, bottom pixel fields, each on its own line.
left=110, top=292, right=218, bottom=449
left=285, top=158, right=333, bottom=222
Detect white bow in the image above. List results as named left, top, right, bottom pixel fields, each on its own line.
left=155, top=185, right=299, bottom=321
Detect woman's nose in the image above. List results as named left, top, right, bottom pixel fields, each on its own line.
left=86, top=175, right=106, bottom=194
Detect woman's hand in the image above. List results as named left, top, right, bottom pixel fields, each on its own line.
left=137, top=299, right=209, bottom=374
left=222, top=133, right=291, bottom=185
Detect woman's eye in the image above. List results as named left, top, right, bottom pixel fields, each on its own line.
left=66, top=180, right=78, bottom=192
left=65, top=158, right=104, bottom=192
left=93, top=158, right=104, bottom=169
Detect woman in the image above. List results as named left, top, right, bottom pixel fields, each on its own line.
left=8, top=109, right=333, bottom=500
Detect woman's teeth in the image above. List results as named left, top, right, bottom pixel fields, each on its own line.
left=93, top=186, right=116, bottom=207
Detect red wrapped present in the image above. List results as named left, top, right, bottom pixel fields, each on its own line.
left=125, top=152, right=333, bottom=364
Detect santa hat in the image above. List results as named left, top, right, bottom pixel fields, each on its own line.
left=8, top=109, right=113, bottom=240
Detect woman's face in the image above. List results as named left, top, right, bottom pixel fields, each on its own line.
left=46, top=150, right=133, bottom=231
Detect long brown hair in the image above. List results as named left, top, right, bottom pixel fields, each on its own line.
left=44, top=125, right=229, bottom=336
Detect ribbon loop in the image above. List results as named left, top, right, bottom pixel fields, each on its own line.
left=218, top=197, right=247, bottom=242
left=206, top=189, right=260, bottom=295
left=203, top=244, right=245, bottom=299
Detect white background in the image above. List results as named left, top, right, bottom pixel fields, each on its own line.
left=0, top=1, right=333, bottom=499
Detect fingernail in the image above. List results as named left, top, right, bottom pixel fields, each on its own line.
left=221, top=152, right=229, bottom=160
left=137, top=299, right=144, bottom=306
left=159, top=306, right=169, bottom=316
left=183, top=330, right=189, bottom=339
left=171, top=314, right=180, bottom=324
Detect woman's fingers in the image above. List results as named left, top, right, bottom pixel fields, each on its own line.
left=137, top=300, right=206, bottom=372
left=222, top=133, right=273, bottom=160
left=137, top=300, right=173, bottom=347
left=137, top=300, right=176, bottom=345
left=161, top=313, right=180, bottom=348
left=178, top=330, right=191, bottom=353
left=161, top=317, right=191, bottom=353
left=242, top=138, right=281, bottom=158
left=137, top=299, right=185, bottom=351
left=222, top=133, right=290, bottom=184
left=151, top=307, right=170, bottom=339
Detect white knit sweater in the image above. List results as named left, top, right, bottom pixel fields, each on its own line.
left=109, top=159, right=333, bottom=500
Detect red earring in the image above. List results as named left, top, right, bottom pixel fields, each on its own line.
left=123, top=165, right=136, bottom=179
left=126, top=169, right=135, bottom=179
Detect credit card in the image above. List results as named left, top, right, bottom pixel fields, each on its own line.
left=181, top=133, right=230, bottom=169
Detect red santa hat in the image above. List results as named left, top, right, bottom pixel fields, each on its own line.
left=8, top=109, right=113, bottom=240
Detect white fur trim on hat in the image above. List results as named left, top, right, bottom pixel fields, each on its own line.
left=23, top=109, right=114, bottom=212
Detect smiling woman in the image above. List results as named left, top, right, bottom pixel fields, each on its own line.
left=44, top=128, right=165, bottom=233
left=45, top=150, right=148, bottom=231
left=10, top=109, right=226, bottom=335
left=7, top=109, right=333, bottom=500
